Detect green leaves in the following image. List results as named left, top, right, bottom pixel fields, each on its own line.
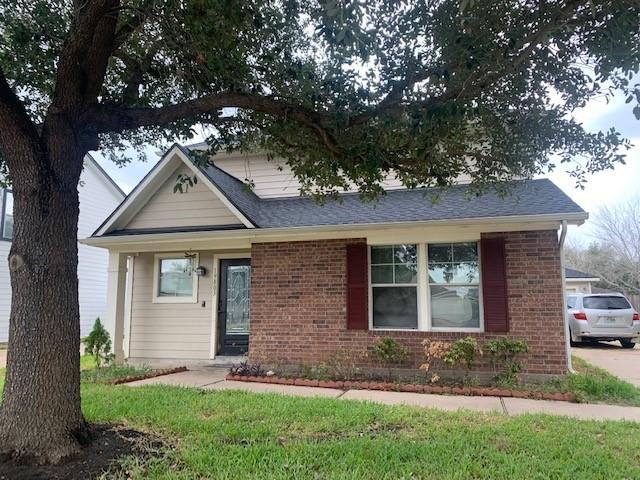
left=1, top=0, right=638, bottom=195
left=173, top=173, right=198, bottom=194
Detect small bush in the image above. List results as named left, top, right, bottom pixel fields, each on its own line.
left=442, top=336, right=482, bottom=378
left=374, top=337, right=409, bottom=380
left=486, top=338, right=529, bottom=385
left=326, top=350, right=363, bottom=381
left=420, top=340, right=452, bottom=383
left=229, top=361, right=266, bottom=377
left=83, top=318, right=114, bottom=368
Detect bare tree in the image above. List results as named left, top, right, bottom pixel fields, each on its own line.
left=591, top=197, right=640, bottom=295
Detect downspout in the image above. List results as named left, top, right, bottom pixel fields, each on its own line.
left=558, top=220, right=575, bottom=373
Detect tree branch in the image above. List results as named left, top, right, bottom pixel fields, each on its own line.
left=51, top=0, right=120, bottom=111
left=90, top=93, right=341, bottom=156
left=114, top=41, right=161, bottom=105
left=451, top=0, right=589, bottom=103
left=111, top=1, right=157, bottom=53
left=348, top=0, right=589, bottom=126
left=0, top=69, right=39, bottom=158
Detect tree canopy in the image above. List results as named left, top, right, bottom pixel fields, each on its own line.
left=1, top=0, right=638, bottom=198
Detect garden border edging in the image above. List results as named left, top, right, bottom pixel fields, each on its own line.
left=224, top=374, right=576, bottom=402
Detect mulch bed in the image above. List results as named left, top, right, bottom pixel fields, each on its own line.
left=225, top=374, right=576, bottom=402
left=0, top=424, right=163, bottom=480
left=111, top=366, right=188, bottom=385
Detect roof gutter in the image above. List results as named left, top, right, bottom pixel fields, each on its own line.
left=81, top=211, right=588, bottom=247
left=558, top=219, right=575, bottom=374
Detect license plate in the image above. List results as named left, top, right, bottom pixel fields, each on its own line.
left=600, top=316, right=618, bottom=323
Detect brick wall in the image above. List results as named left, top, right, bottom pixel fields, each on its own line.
left=249, top=230, right=567, bottom=376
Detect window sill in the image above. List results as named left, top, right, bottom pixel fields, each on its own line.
left=152, top=296, right=198, bottom=304
left=370, top=327, right=484, bottom=333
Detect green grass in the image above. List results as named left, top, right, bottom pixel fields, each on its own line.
left=79, top=355, right=150, bottom=384
left=549, top=356, right=640, bottom=407
left=2, top=355, right=640, bottom=477
left=81, top=384, right=640, bottom=479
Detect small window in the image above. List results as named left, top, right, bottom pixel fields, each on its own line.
left=428, top=242, right=480, bottom=329
left=370, top=244, right=418, bottom=329
left=567, top=295, right=579, bottom=309
left=583, top=296, right=631, bottom=310
left=2, top=190, right=13, bottom=240
left=153, top=254, right=198, bottom=303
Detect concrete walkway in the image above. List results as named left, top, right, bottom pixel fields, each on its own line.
left=573, top=342, right=640, bottom=386
left=127, top=368, right=640, bottom=422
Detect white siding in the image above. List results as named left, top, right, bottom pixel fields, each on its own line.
left=565, top=279, right=594, bottom=294
left=0, top=240, right=10, bottom=341
left=128, top=252, right=213, bottom=360
left=213, top=152, right=472, bottom=199
left=0, top=158, right=124, bottom=341
left=77, top=160, right=125, bottom=336
left=124, top=165, right=242, bottom=229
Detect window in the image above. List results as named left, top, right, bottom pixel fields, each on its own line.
left=428, top=243, right=480, bottom=329
left=153, top=253, right=199, bottom=303
left=370, top=244, right=418, bottom=329
left=583, top=296, right=631, bottom=310
left=2, top=190, right=13, bottom=240
left=567, top=295, right=579, bottom=309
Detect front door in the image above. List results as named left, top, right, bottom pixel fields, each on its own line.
left=217, top=258, right=251, bottom=355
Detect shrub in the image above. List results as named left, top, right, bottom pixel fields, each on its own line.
left=229, top=361, right=266, bottom=377
left=373, top=337, right=409, bottom=380
left=326, top=350, right=363, bottom=381
left=83, top=317, right=114, bottom=368
left=442, top=337, right=482, bottom=377
left=420, top=340, right=452, bottom=383
left=485, top=339, right=529, bottom=385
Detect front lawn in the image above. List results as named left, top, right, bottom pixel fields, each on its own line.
left=2, top=356, right=640, bottom=478
left=82, top=383, right=640, bottom=479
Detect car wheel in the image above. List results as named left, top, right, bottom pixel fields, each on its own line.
left=619, top=339, right=636, bottom=349
left=569, top=330, right=579, bottom=347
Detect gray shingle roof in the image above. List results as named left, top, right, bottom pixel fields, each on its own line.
left=94, top=145, right=587, bottom=237
left=192, top=148, right=586, bottom=229
left=565, top=267, right=598, bottom=279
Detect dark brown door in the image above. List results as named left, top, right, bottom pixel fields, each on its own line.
left=217, top=258, right=251, bottom=355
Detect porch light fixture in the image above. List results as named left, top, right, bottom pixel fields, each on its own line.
left=195, top=266, right=207, bottom=277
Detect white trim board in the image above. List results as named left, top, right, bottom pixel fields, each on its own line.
left=84, top=214, right=588, bottom=251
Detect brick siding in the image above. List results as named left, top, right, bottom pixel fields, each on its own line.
left=249, top=230, right=567, bottom=376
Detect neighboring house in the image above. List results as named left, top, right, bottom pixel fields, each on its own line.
left=565, top=267, right=600, bottom=294
left=0, top=155, right=125, bottom=342
left=84, top=144, right=588, bottom=378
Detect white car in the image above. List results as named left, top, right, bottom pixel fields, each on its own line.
left=567, top=293, right=640, bottom=348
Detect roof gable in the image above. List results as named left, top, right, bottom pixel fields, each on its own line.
left=93, top=145, right=255, bottom=236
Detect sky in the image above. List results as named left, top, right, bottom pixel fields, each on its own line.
left=91, top=87, right=639, bottom=247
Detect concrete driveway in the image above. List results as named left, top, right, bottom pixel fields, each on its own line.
left=572, top=342, right=640, bottom=386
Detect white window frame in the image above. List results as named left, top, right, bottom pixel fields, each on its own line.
left=368, top=241, right=484, bottom=332
left=1, top=189, right=13, bottom=241
left=427, top=242, right=484, bottom=333
left=152, top=252, right=199, bottom=304
left=368, top=244, right=420, bottom=331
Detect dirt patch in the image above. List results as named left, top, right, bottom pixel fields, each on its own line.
left=0, top=424, right=163, bottom=480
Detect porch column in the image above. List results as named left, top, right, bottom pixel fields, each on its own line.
left=105, top=251, right=127, bottom=365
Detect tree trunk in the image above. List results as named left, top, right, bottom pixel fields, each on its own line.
left=0, top=130, right=89, bottom=464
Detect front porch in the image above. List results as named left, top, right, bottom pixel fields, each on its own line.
left=105, top=247, right=252, bottom=367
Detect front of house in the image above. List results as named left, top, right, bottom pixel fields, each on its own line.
left=84, top=144, right=587, bottom=378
